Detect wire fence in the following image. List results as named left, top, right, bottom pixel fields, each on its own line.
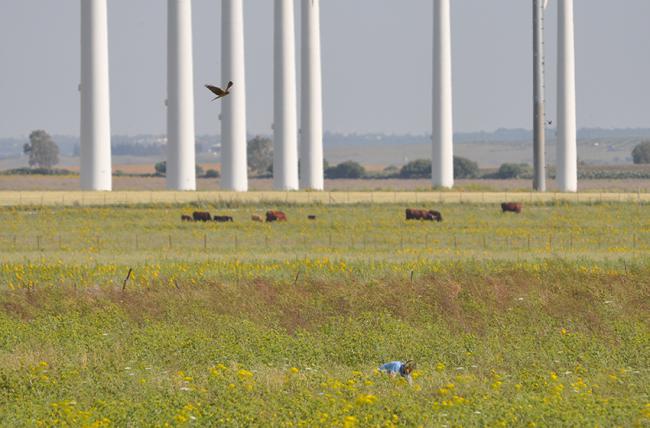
left=1, top=190, right=650, bottom=207
left=1, top=231, right=648, bottom=255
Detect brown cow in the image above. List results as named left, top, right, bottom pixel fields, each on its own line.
left=193, top=211, right=212, bottom=222
left=181, top=215, right=193, bottom=222
left=251, top=215, right=263, bottom=223
left=501, top=202, right=523, bottom=214
left=266, top=211, right=287, bottom=222
left=308, top=215, right=317, bottom=220
left=426, top=210, right=443, bottom=222
left=213, top=215, right=234, bottom=223
left=405, top=208, right=443, bottom=222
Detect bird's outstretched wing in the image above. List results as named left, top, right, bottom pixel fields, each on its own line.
left=205, top=84, right=226, bottom=97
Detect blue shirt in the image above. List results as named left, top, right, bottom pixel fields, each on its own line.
left=379, top=361, right=413, bottom=384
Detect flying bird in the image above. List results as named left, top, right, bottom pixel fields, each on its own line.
left=205, top=81, right=233, bottom=100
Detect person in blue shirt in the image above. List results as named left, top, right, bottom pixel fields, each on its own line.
left=379, top=360, right=416, bottom=385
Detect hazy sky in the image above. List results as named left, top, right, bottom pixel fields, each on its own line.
left=0, top=0, right=648, bottom=139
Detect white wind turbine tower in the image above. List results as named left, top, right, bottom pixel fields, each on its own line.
left=80, top=0, right=112, bottom=191
left=533, top=0, right=549, bottom=191
left=221, top=0, right=248, bottom=192
left=432, top=0, right=454, bottom=189
left=273, top=0, right=299, bottom=191
left=557, top=0, right=578, bottom=192
left=167, top=0, right=197, bottom=191
left=300, top=0, right=324, bottom=191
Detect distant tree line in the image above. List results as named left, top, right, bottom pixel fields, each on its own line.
left=6, top=132, right=650, bottom=180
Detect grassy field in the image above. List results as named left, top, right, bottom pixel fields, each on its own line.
left=1, top=202, right=649, bottom=426
left=0, top=202, right=649, bottom=263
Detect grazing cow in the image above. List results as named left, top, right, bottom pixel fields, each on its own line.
left=308, top=215, right=317, bottom=220
left=214, top=215, right=234, bottom=223
left=251, top=215, right=263, bottom=223
left=405, top=208, right=443, bottom=222
left=266, top=211, right=287, bottom=222
left=501, top=202, right=523, bottom=214
left=426, top=210, right=443, bottom=222
left=193, top=211, right=212, bottom=222
left=181, top=215, right=193, bottom=222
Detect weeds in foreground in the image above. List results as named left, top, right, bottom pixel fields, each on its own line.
left=1, top=260, right=648, bottom=426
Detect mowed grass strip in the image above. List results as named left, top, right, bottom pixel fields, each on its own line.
left=1, top=190, right=649, bottom=207
left=0, top=261, right=648, bottom=426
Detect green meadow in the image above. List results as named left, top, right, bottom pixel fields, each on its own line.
left=1, top=202, right=649, bottom=426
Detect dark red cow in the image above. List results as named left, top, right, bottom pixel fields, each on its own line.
left=308, top=215, right=317, bottom=220
left=181, top=215, right=193, bottom=222
left=214, top=215, right=234, bottom=223
left=501, top=202, right=523, bottom=214
left=405, top=208, right=443, bottom=222
left=193, top=211, right=212, bottom=222
left=266, top=211, right=287, bottom=222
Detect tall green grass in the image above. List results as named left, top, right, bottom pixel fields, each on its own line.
left=1, top=260, right=649, bottom=426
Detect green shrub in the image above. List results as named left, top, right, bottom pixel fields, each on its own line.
left=325, top=161, right=366, bottom=179
left=399, top=159, right=431, bottom=178
left=453, top=157, right=480, bottom=179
